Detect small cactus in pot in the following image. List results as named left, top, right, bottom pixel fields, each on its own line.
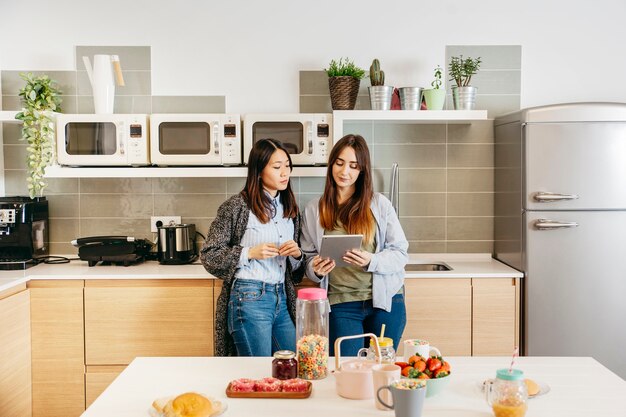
left=368, top=58, right=393, bottom=110
left=370, top=58, right=385, bottom=86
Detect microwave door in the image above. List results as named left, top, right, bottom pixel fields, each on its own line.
left=252, top=121, right=306, bottom=165
left=157, top=121, right=219, bottom=165
left=64, top=122, right=121, bottom=165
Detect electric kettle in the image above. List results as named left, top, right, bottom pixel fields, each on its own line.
left=157, top=223, right=198, bottom=265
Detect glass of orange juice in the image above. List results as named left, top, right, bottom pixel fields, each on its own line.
left=485, top=369, right=528, bottom=417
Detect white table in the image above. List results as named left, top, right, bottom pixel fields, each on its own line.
left=81, top=356, right=626, bottom=417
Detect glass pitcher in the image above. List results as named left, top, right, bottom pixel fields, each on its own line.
left=485, top=369, right=528, bottom=417
left=357, top=337, right=396, bottom=364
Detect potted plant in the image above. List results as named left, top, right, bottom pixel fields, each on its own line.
left=448, top=55, right=482, bottom=110
left=421, top=65, right=446, bottom=110
left=368, top=59, right=394, bottom=110
left=15, top=73, right=63, bottom=198
left=325, top=57, right=365, bottom=110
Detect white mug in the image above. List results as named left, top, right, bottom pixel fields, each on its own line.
left=403, top=339, right=441, bottom=359
left=372, top=364, right=401, bottom=411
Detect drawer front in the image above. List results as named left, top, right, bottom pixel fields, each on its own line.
left=85, top=280, right=213, bottom=364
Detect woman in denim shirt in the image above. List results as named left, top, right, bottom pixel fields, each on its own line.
left=301, top=134, right=409, bottom=356
left=201, top=139, right=304, bottom=356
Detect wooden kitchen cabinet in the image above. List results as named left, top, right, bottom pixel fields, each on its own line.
left=401, top=279, right=472, bottom=356
left=85, top=365, right=126, bottom=408
left=0, top=284, right=32, bottom=417
left=28, top=280, right=85, bottom=417
left=472, top=278, right=520, bottom=355
left=400, top=278, right=519, bottom=357
left=84, top=279, right=214, bottom=365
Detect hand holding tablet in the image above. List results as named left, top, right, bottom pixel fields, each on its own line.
left=319, top=234, right=363, bottom=268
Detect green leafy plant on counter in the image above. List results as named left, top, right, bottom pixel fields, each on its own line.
left=325, top=57, right=365, bottom=79
left=369, top=58, right=385, bottom=86
left=448, top=55, right=482, bottom=87
left=431, top=65, right=443, bottom=89
left=15, top=73, right=62, bottom=198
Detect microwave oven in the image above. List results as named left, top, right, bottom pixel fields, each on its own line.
left=56, top=114, right=149, bottom=166
left=150, top=114, right=241, bottom=166
left=243, top=113, right=332, bottom=165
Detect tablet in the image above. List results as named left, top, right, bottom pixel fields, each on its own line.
left=319, top=234, right=363, bottom=268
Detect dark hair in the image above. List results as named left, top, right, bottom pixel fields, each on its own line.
left=319, top=134, right=375, bottom=243
left=241, top=138, right=298, bottom=223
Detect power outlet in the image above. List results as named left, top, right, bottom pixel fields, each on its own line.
left=151, top=216, right=181, bottom=233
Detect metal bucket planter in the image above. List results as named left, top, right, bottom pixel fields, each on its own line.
left=329, top=76, right=361, bottom=110
left=451, top=86, right=478, bottom=110
left=368, top=85, right=394, bottom=110
left=398, top=87, right=423, bottom=110
left=422, top=89, right=446, bottom=110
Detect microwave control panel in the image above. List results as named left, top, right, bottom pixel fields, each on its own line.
left=124, top=117, right=150, bottom=165
left=312, top=117, right=332, bottom=165
left=220, top=117, right=241, bottom=165
left=316, top=123, right=330, bottom=161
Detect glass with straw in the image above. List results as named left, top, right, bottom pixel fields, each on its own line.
left=485, top=346, right=528, bottom=417
left=358, top=323, right=396, bottom=363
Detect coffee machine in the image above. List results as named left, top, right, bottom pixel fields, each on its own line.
left=0, top=196, right=49, bottom=269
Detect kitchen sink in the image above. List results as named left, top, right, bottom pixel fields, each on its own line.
left=405, top=263, right=452, bottom=271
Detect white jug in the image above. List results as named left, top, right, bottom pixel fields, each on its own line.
left=83, top=54, right=125, bottom=114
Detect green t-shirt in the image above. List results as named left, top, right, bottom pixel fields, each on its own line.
left=326, top=226, right=376, bottom=305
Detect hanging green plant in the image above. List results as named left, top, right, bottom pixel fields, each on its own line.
left=15, top=73, right=62, bottom=198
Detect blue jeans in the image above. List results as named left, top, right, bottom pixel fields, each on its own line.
left=228, top=279, right=296, bottom=356
left=329, top=293, right=407, bottom=356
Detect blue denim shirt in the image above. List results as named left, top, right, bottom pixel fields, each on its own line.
left=236, top=193, right=301, bottom=284
left=301, top=193, right=409, bottom=312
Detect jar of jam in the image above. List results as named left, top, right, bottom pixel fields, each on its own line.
left=272, top=350, right=298, bottom=380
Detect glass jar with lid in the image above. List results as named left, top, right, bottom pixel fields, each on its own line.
left=486, top=368, right=529, bottom=417
left=295, top=288, right=330, bottom=380
left=357, top=336, right=396, bottom=364
left=272, top=350, right=298, bottom=380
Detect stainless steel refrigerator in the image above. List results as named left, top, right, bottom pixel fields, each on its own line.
left=494, top=102, right=626, bottom=379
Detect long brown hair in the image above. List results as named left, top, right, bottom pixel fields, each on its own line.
left=241, top=138, right=298, bottom=223
left=319, top=134, right=375, bottom=243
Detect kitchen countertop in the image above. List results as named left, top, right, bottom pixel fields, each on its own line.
left=81, top=356, right=626, bottom=417
left=0, top=253, right=522, bottom=293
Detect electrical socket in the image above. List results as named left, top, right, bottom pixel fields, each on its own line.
left=151, top=216, right=181, bottom=233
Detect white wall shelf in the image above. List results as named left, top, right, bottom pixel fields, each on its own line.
left=0, top=111, right=21, bottom=123
left=333, top=110, right=488, bottom=123
left=332, top=109, right=489, bottom=146
left=44, top=165, right=327, bottom=178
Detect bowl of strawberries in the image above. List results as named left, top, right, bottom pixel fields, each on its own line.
left=395, top=353, right=451, bottom=397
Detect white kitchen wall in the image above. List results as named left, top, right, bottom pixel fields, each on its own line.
left=1, top=0, right=624, bottom=113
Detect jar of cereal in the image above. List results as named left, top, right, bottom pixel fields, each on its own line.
left=295, top=288, right=329, bottom=380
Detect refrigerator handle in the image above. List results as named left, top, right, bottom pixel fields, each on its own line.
left=534, top=219, right=579, bottom=230
left=533, top=192, right=579, bottom=202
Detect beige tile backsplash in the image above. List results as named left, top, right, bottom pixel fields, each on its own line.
left=0, top=44, right=520, bottom=255
left=2, top=116, right=498, bottom=256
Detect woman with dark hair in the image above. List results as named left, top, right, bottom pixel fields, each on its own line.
left=301, top=134, right=409, bottom=356
left=201, top=138, right=304, bottom=356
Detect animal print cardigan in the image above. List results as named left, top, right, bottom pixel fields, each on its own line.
left=200, top=193, right=304, bottom=356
